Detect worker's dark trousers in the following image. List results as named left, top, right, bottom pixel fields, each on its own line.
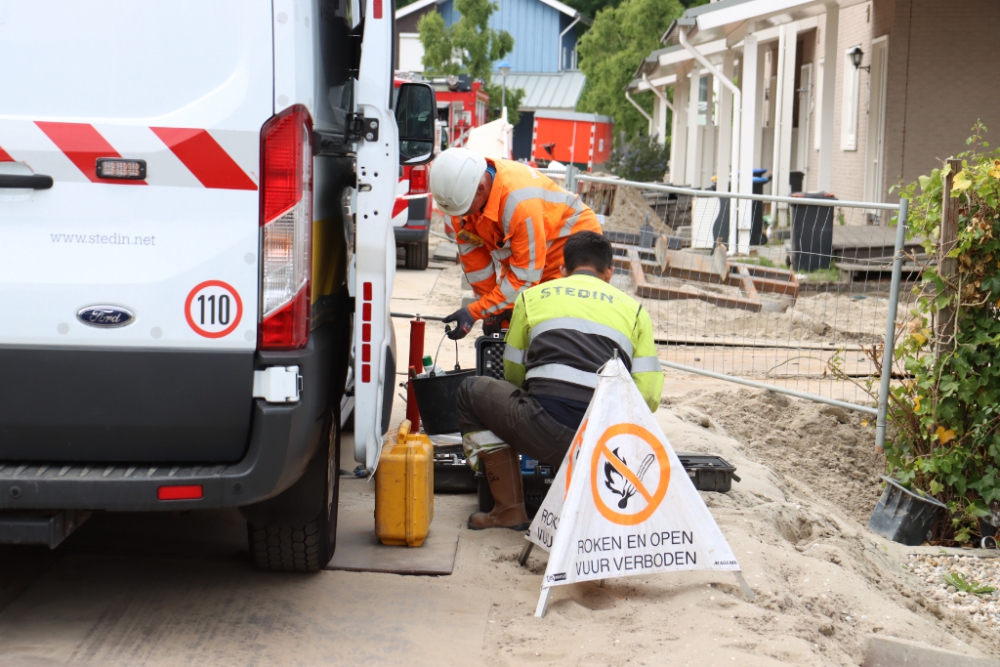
left=455, top=376, right=576, bottom=467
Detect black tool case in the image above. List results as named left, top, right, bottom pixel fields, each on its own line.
left=675, top=453, right=740, bottom=493
left=433, top=444, right=478, bottom=493
left=475, top=334, right=506, bottom=380
left=476, top=453, right=740, bottom=513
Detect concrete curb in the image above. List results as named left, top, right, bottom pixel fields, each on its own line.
left=863, top=635, right=1000, bottom=667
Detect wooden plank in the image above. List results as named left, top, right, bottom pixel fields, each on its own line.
left=938, top=158, right=961, bottom=350
left=740, top=273, right=800, bottom=297
left=656, top=247, right=799, bottom=298
left=630, top=248, right=764, bottom=312
left=628, top=248, right=646, bottom=292
left=736, top=264, right=759, bottom=301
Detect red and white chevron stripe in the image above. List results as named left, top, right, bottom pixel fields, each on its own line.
left=392, top=176, right=410, bottom=227
left=0, top=121, right=257, bottom=190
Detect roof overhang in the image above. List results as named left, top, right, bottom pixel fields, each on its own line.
left=626, top=73, right=677, bottom=93
left=626, top=10, right=823, bottom=93
left=396, top=0, right=438, bottom=19
left=397, top=0, right=592, bottom=24
left=662, top=0, right=866, bottom=48
left=538, top=0, right=593, bottom=23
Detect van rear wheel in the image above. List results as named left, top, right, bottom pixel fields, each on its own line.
left=404, top=239, right=429, bottom=270
left=245, top=418, right=340, bottom=572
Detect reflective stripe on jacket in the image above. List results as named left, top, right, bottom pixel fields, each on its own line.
left=503, top=272, right=663, bottom=412
left=450, top=159, right=601, bottom=319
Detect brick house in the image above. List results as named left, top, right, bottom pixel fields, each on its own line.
left=626, top=0, right=1000, bottom=246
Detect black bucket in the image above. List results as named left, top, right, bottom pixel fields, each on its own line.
left=868, top=476, right=947, bottom=546
left=410, top=369, right=475, bottom=435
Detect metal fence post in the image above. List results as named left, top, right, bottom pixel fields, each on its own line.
left=875, top=198, right=909, bottom=451
left=565, top=165, right=578, bottom=193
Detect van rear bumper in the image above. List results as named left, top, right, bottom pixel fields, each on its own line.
left=0, top=322, right=350, bottom=512
left=0, top=399, right=300, bottom=511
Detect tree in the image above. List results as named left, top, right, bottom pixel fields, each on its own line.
left=576, top=0, right=693, bottom=141
left=418, top=0, right=524, bottom=126
left=563, top=0, right=703, bottom=33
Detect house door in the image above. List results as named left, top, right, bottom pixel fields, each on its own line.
left=864, top=37, right=889, bottom=204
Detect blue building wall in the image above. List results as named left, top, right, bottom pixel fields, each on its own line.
left=438, top=0, right=577, bottom=73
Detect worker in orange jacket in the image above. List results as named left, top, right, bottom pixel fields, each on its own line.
left=429, top=147, right=603, bottom=339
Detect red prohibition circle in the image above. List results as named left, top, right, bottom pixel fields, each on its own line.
left=184, top=280, right=243, bottom=339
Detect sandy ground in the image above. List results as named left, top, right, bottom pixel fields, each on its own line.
left=386, top=253, right=1000, bottom=666
left=1, top=246, right=997, bottom=667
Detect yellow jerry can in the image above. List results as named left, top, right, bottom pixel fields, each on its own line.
left=375, top=419, right=435, bottom=547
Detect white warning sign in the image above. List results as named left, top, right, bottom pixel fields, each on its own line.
left=184, top=280, right=243, bottom=339
left=528, top=358, right=740, bottom=592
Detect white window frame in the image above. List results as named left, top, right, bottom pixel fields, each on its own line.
left=841, top=46, right=861, bottom=151
left=814, top=58, right=823, bottom=151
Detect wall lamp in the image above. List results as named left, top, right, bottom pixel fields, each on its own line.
left=849, top=46, right=870, bottom=72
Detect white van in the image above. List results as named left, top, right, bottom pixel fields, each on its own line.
left=0, top=0, right=435, bottom=570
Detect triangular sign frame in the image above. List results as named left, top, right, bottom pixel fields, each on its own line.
left=523, top=359, right=755, bottom=617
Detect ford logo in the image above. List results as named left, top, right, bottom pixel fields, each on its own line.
left=77, top=305, right=135, bottom=328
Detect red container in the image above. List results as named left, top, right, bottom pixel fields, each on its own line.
left=531, top=110, right=613, bottom=171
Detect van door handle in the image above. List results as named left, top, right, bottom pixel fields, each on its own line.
left=0, top=174, right=54, bottom=189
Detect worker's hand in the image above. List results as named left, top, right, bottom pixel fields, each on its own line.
left=483, top=309, right=513, bottom=336
left=443, top=308, right=475, bottom=340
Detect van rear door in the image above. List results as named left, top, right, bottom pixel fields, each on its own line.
left=0, top=1, right=274, bottom=462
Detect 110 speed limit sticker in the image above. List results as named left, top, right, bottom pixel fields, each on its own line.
left=185, top=280, right=243, bottom=338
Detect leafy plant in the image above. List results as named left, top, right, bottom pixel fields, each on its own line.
left=802, top=266, right=840, bottom=283
left=732, top=257, right=777, bottom=268
left=575, top=0, right=690, bottom=141
left=944, top=572, right=995, bottom=595
left=606, top=134, right=670, bottom=182
left=880, top=122, right=1000, bottom=544
left=417, top=0, right=524, bottom=126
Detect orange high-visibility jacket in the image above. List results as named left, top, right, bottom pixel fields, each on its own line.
left=448, top=159, right=602, bottom=320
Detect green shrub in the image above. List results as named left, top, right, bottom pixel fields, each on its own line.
left=606, top=134, right=670, bottom=183
left=884, top=123, right=1000, bottom=543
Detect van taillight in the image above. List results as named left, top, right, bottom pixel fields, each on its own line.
left=409, top=165, right=428, bottom=194
left=259, top=105, right=313, bottom=350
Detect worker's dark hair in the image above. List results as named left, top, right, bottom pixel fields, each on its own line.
left=563, top=231, right=613, bottom=274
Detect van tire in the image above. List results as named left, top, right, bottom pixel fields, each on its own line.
left=404, top=240, right=429, bottom=270
left=249, top=522, right=327, bottom=572
left=247, top=418, right=340, bottom=572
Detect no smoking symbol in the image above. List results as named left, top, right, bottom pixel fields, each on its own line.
left=185, top=280, right=243, bottom=339
left=589, top=424, right=670, bottom=526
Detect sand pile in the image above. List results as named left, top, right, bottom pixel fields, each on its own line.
left=672, top=389, right=885, bottom=524
left=454, top=395, right=1000, bottom=665
left=603, top=183, right=667, bottom=234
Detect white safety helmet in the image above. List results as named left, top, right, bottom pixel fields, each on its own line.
left=429, top=147, right=488, bottom=217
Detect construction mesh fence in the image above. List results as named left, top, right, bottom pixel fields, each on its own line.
left=547, top=169, right=913, bottom=448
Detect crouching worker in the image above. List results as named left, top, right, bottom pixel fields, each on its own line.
left=456, top=232, right=664, bottom=530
